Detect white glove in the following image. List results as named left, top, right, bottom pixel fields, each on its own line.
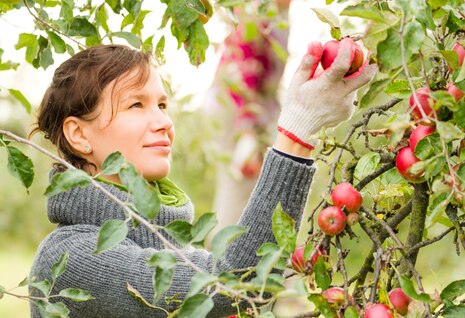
left=278, top=38, right=378, bottom=149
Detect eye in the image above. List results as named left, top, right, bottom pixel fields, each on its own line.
left=129, top=102, right=143, bottom=109
left=158, top=102, right=168, bottom=110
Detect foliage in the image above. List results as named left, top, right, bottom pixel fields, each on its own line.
left=2, top=0, right=465, bottom=317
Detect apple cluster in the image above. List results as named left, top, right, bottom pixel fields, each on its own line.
left=396, top=42, right=465, bottom=182
left=317, top=182, right=363, bottom=236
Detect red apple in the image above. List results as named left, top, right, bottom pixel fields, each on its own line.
left=364, top=304, right=393, bottom=318
left=347, top=213, right=360, bottom=226
left=331, top=182, right=363, bottom=213
left=447, top=83, right=465, bottom=102
left=290, top=245, right=327, bottom=272
left=318, top=206, right=347, bottom=236
left=322, top=287, right=346, bottom=305
left=388, top=288, right=412, bottom=315
left=321, top=39, right=364, bottom=76
left=408, top=87, right=435, bottom=122
left=396, top=147, right=424, bottom=181
left=409, top=125, right=435, bottom=152
left=453, top=42, right=465, bottom=67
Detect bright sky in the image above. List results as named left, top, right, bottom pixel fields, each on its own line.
left=0, top=0, right=348, bottom=116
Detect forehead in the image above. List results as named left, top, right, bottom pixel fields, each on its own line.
left=113, top=65, right=165, bottom=98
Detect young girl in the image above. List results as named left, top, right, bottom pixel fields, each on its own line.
left=29, top=41, right=376, bottom=317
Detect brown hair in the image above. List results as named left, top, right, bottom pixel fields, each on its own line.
left=30, top=44, right=153, bottom=170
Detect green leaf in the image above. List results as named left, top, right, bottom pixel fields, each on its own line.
left=47, top=31, right=66, bottom=54
left=211, top=225, right=248, bottom=260
left=69, top=17, right=99, bottom=37
left=154, top=36, right=165, bottom=64
left=100, top=151, right=126, bottom=175
left=404, top=20, right=426, bottom=61
left=15, top=33, right=39, bottom=64
left=185, top=20, right=209, bottom=66
left=363, top=21, right=390, bottom=52
left=164, top=220, right=192, bottom=245
left=377, top=28, right=402, bottom=70
left=426, top=191, right=449, bottom=227
left=146, top=250, right=177, bottom=268
left=39, top=47, right=54, bottom=70
left=30, top=279, right=52, bottom=297
left=443, top=305, right=465, bottom=318
left=191, top=212, right=217, bottom=243
left=308, top=294, right=336, bottom=318
left=340, top=4, right=385, bottom=23
left=271, top=203, right=296, bottom=254
left=424, top=156, right=446, bottom=179
left=257, top=242, right=280, bottom=256
left=152, top=267, right=174, bottom=303
left=314, top=256, right=331, bottom=291
left=60, top=0, right=73, bottom=22
left=94, top=219, right=128, bottom=254
left=5, top=145, right=34, bottom=189
left=127, top=282, right=157, bottom=308
left=455, top=55, right=465, bottom=83
left=399, top=275, right=431, bottom=302
left=437, top=121, right=465, bottom=142
left=58, top=288, right=95, bottom=302
left=178, top=294, right=214, bottom=318
left=354, top=152, right=381, bottom=181
left=45, top=302, right=69, bottom=317
left=440, top=279, right=465, bottom=302
left=441, top=50, right=460, bottom=71
left=132, top=10, right=150, bottom=36
left=105, top=0, right=122, bottom=13
left=96, top=4, right=110, bottom=33
left=0, top=285, right=4, bottom=299
left=344, top=306, right=359, bottom=318
left=311, top=7, right=339, bottom=29
left=8, top=88, right=31, bottom=113
left=112, top=31, right=142, bottom=48
left=51, top=252, right=69, bottom=280
left=414, top=134, right=441, bottom=160
left=359, top=79, right=390, bottom=109
left=45, top=169, right=91, bottom=196
left=187, top=272, right=217, bottom=298
left=256, top=249, right=282, bottom=283
left=454, top=103, right=465, bottom=131
left=119, top=164, right=160, bottom=220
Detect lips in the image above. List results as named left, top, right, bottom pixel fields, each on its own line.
left=144, top=140, right=170, bottom=147
left=144, top=140, right=171, bottom=154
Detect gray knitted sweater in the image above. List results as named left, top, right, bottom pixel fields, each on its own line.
left=29, top=149, right=315, bottom=317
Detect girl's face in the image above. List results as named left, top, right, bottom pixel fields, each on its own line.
left=83, top=66, right=174, bottom=182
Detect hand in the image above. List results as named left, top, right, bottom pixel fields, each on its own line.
left=277, top=38, right=378, bottom=149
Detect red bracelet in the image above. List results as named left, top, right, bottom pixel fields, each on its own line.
left=277, top=126, right=315, bottom=150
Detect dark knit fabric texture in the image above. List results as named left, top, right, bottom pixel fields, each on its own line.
left=29, top=149, right=315, bottom=317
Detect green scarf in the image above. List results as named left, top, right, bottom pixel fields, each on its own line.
left=96, top=177, right=188, bottom=207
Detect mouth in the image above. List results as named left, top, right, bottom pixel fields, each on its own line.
left=144, top=140, right=171, bottom=154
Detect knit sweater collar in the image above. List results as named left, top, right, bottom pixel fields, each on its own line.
left=47, top=170, right=194, bottom=229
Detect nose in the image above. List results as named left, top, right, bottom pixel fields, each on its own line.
left=149, top=106, right=174, bottom=133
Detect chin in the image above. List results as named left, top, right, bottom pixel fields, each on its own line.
left=143, top=166, right=171, bottom=181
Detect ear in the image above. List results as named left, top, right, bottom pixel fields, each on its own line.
left=63, top=116, right=92, bottom=155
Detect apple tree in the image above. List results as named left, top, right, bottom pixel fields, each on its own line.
left=2, top=0, right=465, bottom=317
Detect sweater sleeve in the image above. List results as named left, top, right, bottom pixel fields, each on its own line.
left=30, top=149, right=315, bottom=318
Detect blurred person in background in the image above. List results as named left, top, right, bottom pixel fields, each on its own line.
left=206, top=0, right=291, bottom=237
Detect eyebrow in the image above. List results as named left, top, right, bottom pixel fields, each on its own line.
left=121, top=93, right=168, bottom=103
